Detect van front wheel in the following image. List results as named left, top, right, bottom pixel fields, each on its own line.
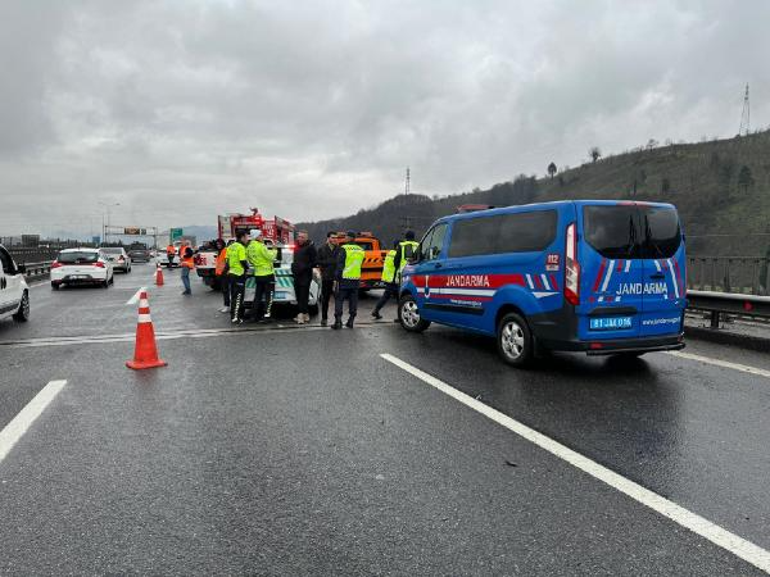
left=398, top=295, right=430, bottom=333
left=497, top=312, right=533, bottom=367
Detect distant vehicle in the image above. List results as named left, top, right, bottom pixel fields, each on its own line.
left=399, top=200, right=686, bottom=366
left=0, top=244, right=30, bottom=323
left=100, top=247, right=132, bottom=273
left=127, top=244, right=151, bottom=263
left=51, top=248, right=114, bottom=289
left=157, top=244, right=180, bottom=268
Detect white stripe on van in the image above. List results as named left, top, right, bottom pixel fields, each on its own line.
left=654, top=260, right=662, bottom=272
left=667, top=258, right=680, bottom=299
left=600, top=259, right=615, bottom=293
left=525, top=274, right=535, bottom=289
left=540, top=274, right=551, bottom=291
left=624, top=260, right=631, bottom=273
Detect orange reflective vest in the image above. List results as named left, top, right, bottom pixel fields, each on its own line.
left=180, top=245, right=194, bottom=268
left=166, top=244, right=176, bottom=255
left=215, top=247, right=228, bottom=276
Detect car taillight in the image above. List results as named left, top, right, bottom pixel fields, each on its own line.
left=564, top=222, right=580, bottom=306
left=94, top=261, right=105, bottom=268
left=51, top=261, right=62, bottom=269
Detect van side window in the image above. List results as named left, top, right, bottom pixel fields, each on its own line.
left=0, top=247, right=15, bottom=275
left=448, top=210, right=557, bottom=258
left=420, top=223, right=447, bottom=261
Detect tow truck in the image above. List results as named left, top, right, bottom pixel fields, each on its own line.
left=194, top=209, right=321, bottom=313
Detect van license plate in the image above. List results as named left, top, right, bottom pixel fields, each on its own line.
left=590, top=316, right=633, bottom=330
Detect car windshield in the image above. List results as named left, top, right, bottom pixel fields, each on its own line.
left=58, top=251, right=99, bottom=264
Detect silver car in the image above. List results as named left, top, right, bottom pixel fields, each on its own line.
left=100, top=247, right=132, bottom=273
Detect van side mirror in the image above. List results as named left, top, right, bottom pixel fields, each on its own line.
left=16, top=264, right=26, bottom=274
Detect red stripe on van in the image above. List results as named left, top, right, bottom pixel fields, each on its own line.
left=549, top=274, right=559, bottom=291
left=593, top=259, right=607, bottom=292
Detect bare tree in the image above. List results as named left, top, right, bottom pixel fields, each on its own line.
left=547, top=162, right=557, bottom=179
left=589, top=146, right=602, bottom=163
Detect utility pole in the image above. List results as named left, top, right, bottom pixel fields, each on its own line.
left=405, top=167, right=411, bottom=195
left=739, top=83, right=750, bottom=136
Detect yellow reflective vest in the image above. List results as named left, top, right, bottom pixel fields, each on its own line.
left=381, top=249, right=397, bottom=283
left=341, top=244, right=365, bottom=280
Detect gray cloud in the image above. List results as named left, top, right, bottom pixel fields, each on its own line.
left=2, top=0, right=769, bottom=236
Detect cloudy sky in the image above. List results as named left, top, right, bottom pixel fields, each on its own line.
left=2, top=0, right=769, bottom=237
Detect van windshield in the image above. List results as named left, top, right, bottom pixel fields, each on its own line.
left=583, top=205, right=681, bottom=259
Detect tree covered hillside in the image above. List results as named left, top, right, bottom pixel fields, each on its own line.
left=298, top=130, right=770, bottom=256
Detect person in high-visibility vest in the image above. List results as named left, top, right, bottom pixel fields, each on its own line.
left=216, top=239, right=231, bottom=313
left=227, top=231, right=249, bottom=324
left=371, top=240, right=399, bottom=320
left=165, top=244, right=177, bottom=269
left=246, top=229, right=281, bottom=323
left=179, top=240, right=195, bottom=296
left=393, top=230, right=419, bottom=282
left=331, top=231, right=365, bottom=330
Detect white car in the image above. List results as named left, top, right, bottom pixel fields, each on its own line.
left=50, top=248, right=114, bottom=289
left=0, top=244, right=30, bottom=322
left=244, top=245, right=321, bottom=314
left=100, top=247, right=132, bottom=273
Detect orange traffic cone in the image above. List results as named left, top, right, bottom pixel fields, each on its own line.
left=126, top=290, right=167, bottom=370
left=155, top=263, right=164, bottom=286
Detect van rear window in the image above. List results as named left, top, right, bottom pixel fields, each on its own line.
left=583, top=205, right=681, bottom=259
left=448, top=210, right=557, bottom=258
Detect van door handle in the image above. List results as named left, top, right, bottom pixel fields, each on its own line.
left=649, top=273, right=665, bottom=280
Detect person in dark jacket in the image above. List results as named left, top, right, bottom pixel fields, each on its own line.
left=316, top=231, right=340, bottom=326
left=291, top=230, right=317, bottom=324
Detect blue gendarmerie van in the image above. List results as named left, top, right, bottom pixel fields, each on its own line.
left=398, top=200, right=686, bottom=366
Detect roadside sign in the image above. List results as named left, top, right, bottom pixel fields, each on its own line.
left=170, top=228, right=183, bottom=242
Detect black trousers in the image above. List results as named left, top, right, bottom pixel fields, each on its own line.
left=334, top=286, right=358, bottom=322
left=295, top=281, right=311, bottom=315
left=220, top=275, right=230, bottom=307
left=321, top=279, right=335, bottom=320
left=229, top=275, right=246, bottom=321
left=373, top=283, right=398, bottom=314
left=254, top=275, right=275, bottom=320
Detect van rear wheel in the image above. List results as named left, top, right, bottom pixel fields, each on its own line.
left=398, top=294, right=430, bottom=333
left=497, top=312, right=533, bottom=367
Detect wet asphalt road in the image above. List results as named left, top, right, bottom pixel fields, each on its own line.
left=0, top=264, right=769, bottom=575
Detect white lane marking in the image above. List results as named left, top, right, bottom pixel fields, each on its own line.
left=380, top=353, right=770, bottom=574
left=126, top=287, right=147, bottom=306
left=666, top=351, right=770, bottom=380
left=0, top=380, right=66, bottom=464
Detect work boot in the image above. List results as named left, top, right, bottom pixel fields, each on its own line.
left=371, top=310, right=382, bottom=320
left=321, top=317, right=328, bottom=327
left=303, top=313, right=311, bottom=322
left=331, top=320, right=342, bottom=330
left=345, top=318, right=355, bottom=329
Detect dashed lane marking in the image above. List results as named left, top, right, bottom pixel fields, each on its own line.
left=666, top=350, right=770, bottom=380
left=0, top=380, right=66, bottom=464
left=381, top=353, right=770, bottom=575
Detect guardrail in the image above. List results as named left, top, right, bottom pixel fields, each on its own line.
left=21, top=261, right=53, bottom=281
left=687, top=256, right=770, bottom=296
left=686, top=290, right=770, bottom=328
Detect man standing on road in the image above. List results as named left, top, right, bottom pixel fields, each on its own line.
left=316, top=231, right=340, bottom=326
left=393, top=230, right=419, bottom=282
left=371, top=240, right=399, bottom=320
left=228, top=231, right=249, bottom=324
left=291, top=230, right=317, bottom=325
left=332, top=231, right=365, bottom=330
left=165, top=243, right=177, bottom=269
left=247, top=229, right=280, bottom=323
left=179, top=240, right=195, bottom=296
left=216, top=239, right=231, bottom=314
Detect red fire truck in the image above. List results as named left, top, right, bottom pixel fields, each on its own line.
left=195, top=208, right=295, bottom=287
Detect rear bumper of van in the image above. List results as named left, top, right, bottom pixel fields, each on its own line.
left=538, top=332, right=685, bottom=355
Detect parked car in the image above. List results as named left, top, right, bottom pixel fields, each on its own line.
left=100, top=247, right=132, bottom=273
left=128, top=246, right=151, bottom=263
left=0, top=244, right=30, bottom=322
left=51, top=248, right=114, bottom=289
left=398, top=200, right=686, bottom=366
